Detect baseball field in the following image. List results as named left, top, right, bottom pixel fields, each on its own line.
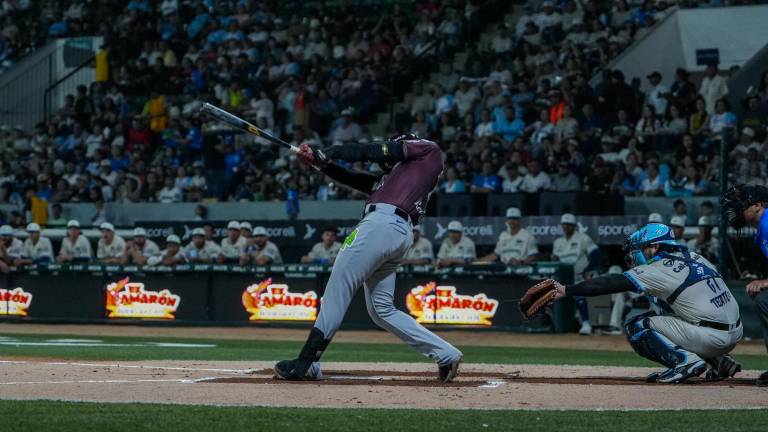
left=1, top=323, right=767, bottom=432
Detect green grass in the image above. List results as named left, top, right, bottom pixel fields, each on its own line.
left=1, top=333, right=768, bottom=369
left=0, top=400, right=766, bottom=432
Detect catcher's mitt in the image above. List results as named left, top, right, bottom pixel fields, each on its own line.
left=519, top=279, right=559, bottom=320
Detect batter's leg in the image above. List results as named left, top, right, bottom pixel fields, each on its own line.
left=363, top=263, right=463, bottom=366
left=275, top=215, right=408, bottom=380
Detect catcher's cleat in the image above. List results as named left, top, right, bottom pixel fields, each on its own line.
left=273, top=359, right=323, bottom=381
left=757, top=370, right=768, bottom=387
left=438, top=356, right=462, bottom=383
left=655, top=359, right=707, bottom=384
left=645, top=371, right=661, bottom=383
left=704, top=355, right=741, bottom=382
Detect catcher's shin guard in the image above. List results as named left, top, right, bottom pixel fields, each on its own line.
left=625, top=314, right=688, bottom=368
left=275, top=327, right=330, bottom=380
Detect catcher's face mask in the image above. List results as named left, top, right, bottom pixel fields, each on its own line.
left=623, top=223, right=679, bottom=268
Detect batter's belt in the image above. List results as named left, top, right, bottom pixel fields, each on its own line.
left=364, top=203, right=411, bottom=223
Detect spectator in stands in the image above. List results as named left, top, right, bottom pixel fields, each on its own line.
left=551, top=213, right=600, bottom=335
left=96, top=222, right=125, bottom=264
left=699, top=63, right=729, bottom=115
left=436, top=221, right=476, bottom=268
left=440, top=167, right=465, bottom=193
left=645, top=71, right=668, bottom=116
left=47, top=203, right=67, bottom=227
left=121, top=227, right=160, bottom=265
left=241, top=226, right=282, bottom=265
left=494, top=106, right=525, bottom=142
left=0, top=225, right=23, bottom=273
left=183, top=227, right=221, bottom=263
left=687, top=216, right=717, bottom=262
left=672, top=198, right=689, bottom=224
left=480, top=207, right=538, bottom=265
left=669, top=216, right=687, bottom=246
left=471, top=162, right=501, bottom=193
left=16, top=223, right=53, bottom=265
left=640, top=160, right=664, bottom=196
left=699, top=200, right=715, bottom=219
left=502, top=164, right=524, bottom=192
left=329, top=108, right=363, bottom=144
left=551, top=161, right=581, bottom=192
left=301, top=227, right=341, bottom=265
left=520, top=160, right=551, bottom=193
left=57, top=220, right=92, bottom=263
left=401, top=225, right=435, bottom=266
left=219, top=221, right=246, bottom=264
left=157, top=176, right=182, bottom=203
left=146, top=235, right=186, bottom=266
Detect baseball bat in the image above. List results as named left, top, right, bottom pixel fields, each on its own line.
left=200, top=102, right=299, bottom=153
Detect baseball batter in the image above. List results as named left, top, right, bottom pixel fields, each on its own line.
left=274, top=134, right=463, bottom=382
left=724, top=184, right=768, bottom=386
left=550, top=223, right=742, bottom=383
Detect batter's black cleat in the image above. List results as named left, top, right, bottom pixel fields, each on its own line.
left=655, top=359, right=707, bottom=384
left=704, top=355, right=741, bottom=382
left=273, top=359, right=322, bottom=381
left=757, top=370, right=768, bottom=387
left=438, top=357, right=462, bottom=383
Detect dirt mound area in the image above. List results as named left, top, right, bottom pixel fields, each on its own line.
left=1, top=359, right=766, bottom=410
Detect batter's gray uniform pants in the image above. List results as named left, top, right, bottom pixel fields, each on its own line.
left=313, top=203, right=462, bottom=366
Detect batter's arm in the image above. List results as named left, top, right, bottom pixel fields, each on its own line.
left=321, top=161, right=383, bottom=194
left=323, top=141, right=406, bottom=164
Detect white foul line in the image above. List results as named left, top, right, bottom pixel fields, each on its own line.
left=479, top=380, right=507, bottom=389
left=0, top=360, right=254, bottom=375
left=0, top=377, right=219, bottom=386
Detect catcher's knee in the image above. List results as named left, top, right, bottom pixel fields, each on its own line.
left=624, top=311, right=657, bottom=338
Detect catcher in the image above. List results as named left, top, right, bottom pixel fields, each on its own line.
left=520, top=223, right=742, bottom=383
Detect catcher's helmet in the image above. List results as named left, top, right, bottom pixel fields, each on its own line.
left=723, top=184, right=768, bottom=228
left=623, top=223, right=683, bottom=267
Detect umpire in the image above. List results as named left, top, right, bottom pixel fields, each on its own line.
left=724, top=184, right=768, bottom=386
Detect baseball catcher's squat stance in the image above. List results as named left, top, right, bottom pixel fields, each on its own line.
left=274, top=135, right=463, bottom=382
left=521, top=223, right=742, bottom=383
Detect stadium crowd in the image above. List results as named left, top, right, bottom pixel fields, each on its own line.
left=0, top=0, right=766, bottom=227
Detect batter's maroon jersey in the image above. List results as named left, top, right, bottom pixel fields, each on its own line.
left=367, top=139, right=443, bottom=223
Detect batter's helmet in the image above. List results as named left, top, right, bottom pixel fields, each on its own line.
left=723, top=184, right=768, bottom=228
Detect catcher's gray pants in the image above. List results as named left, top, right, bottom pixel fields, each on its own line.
left=648, top=315, right=742, bottom=360
left=313, top=203, right=462, bottom=366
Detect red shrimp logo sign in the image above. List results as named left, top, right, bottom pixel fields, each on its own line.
left=241, top=278, right=318, bottom=321
left=406, top=282, right=499, bottom=326
left=106, top=277, right=181, bottom=319
left=0, top=287, right=33, bottom=316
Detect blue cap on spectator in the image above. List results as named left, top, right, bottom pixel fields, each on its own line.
left=0, top=225, right=13, bottom=236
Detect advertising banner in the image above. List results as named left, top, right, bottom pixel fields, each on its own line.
left=421, top=215, right=646, bottom=246
left=242, top=278, right=318, bottom=321
left=106, top=277, right=181, bottom=319
left=104, top=273, right=209, bottom=321
left=405, top=282, right=499, bottom=326
left=4, top=273, right=105, bottom=320
left=0, top=287, right=33, bottom=316
left=136, top=220, right=360, bottom=247
left=209, top=273, right=319, bottom=323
